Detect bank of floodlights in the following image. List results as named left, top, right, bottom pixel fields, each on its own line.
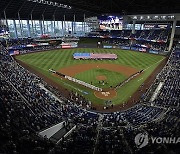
left=27, top=0, right=72, bottom=9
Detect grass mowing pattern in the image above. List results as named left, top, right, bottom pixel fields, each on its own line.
left=16, top=48, right=165, bottom=105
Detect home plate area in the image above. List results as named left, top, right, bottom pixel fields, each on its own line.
left=94, top=89, right=117, bottom=100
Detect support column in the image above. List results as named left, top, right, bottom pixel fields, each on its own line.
left=50, top=20, right=54, bottom=37
left=3, top=11, right=8, bottom=30
left=18, top=12, right=23, bottom=37
left=83, top=14, right=86, bottom=35
left=73, top=14, right=76, bottom=36
left=132, top=20, right=136, bottom=34
left=46, top=21, right=48, bottom=34
left=42, top=14, right=45, bottom=34
left=13, top=19, right=18, bottom=38
left=61, top=20, right=64, bottom=36
left=168, top=19, right=177, bottom=51
left=39, top=20, right=43, bottom=35
left=27, top=20, right=31, bottom=37
left=63, top=15, right=66, bottom=36
left=34, top=20, right=37, bottom=36
left=72, top=21, right=74, bottom=36
left=31, top=14, right=34, bottom=37
left=53, top=15, right=56, bottom=37
left=56, top=21, right=59, bottom=37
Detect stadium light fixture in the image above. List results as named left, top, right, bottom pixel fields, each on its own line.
left=161, top=16, right=166, bottom=19
left=133, top=16, right=137, bottom=19
left=154, top=16, right=159, bottom=19
left=147, top=16, right=150, bottom=19
left=27, top=0, right=72, bottom=9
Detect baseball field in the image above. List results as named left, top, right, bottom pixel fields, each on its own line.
left=16, top=48, right=165, bottom=110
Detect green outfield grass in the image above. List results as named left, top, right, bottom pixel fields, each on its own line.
left=16, top=48, right=165, bottom=106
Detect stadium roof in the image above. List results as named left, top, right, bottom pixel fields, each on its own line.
left=0, top=0, right=179, bottom=21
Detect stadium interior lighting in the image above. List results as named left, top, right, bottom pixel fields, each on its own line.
left=27, top=0, right=72, bottom=9
left=154, top=16, right=159, bottom=19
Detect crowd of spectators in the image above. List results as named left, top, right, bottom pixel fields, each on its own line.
left=0, top=41, right=99, bottom=153
left=87, top=29, right=170, bottom=53
left=152, top=50, right=180, bottom=107
left=0, top=73, right=55, bottom=154
left=0, top=38, right=59, bottom=56
left=0, top=38, right=179, bottom=153
left=55, top=125, right=97, bottom=154
left=88, top=29, right=169, bottom=42
left=102, top=39, right=168, bottom=53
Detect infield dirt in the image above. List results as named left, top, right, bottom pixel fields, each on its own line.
left=58, top=63, right=138, bottom=77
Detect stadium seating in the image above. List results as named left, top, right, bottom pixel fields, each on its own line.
left=95, top=29, right=170, bottom=53
left=0, top=39, right=179, bottom=153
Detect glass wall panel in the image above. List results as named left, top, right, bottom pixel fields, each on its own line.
left=74, top=22, right=83, bottom=37
left=34, top=20, right=41, bottom=37
left=7, top=20, right=16, bottom=38
left=7, top=19, right=94, bottom=38
left=84, top=22, right=91, bottom=33
left=29, top=20, right=34, bottom=37
left=28, top=20, right=41, bottom=37
left=21, top=20, right=28, bottom=37
left=15, top=20, right=22, bottom=37
left=44, top=21, right=53, bottom=35
left=54, top=21, right=63, bottom=37
left=64, top=21, right=72, bottom=36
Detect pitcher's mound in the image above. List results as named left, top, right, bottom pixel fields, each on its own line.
left=96, top=75, right=107, bottom=81
left=94, top=89, right=117, bottom=100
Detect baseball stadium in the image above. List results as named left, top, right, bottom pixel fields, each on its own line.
left=15, top=48, right=166, bottom=111
left=0, top=0, right=180, bottom=154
